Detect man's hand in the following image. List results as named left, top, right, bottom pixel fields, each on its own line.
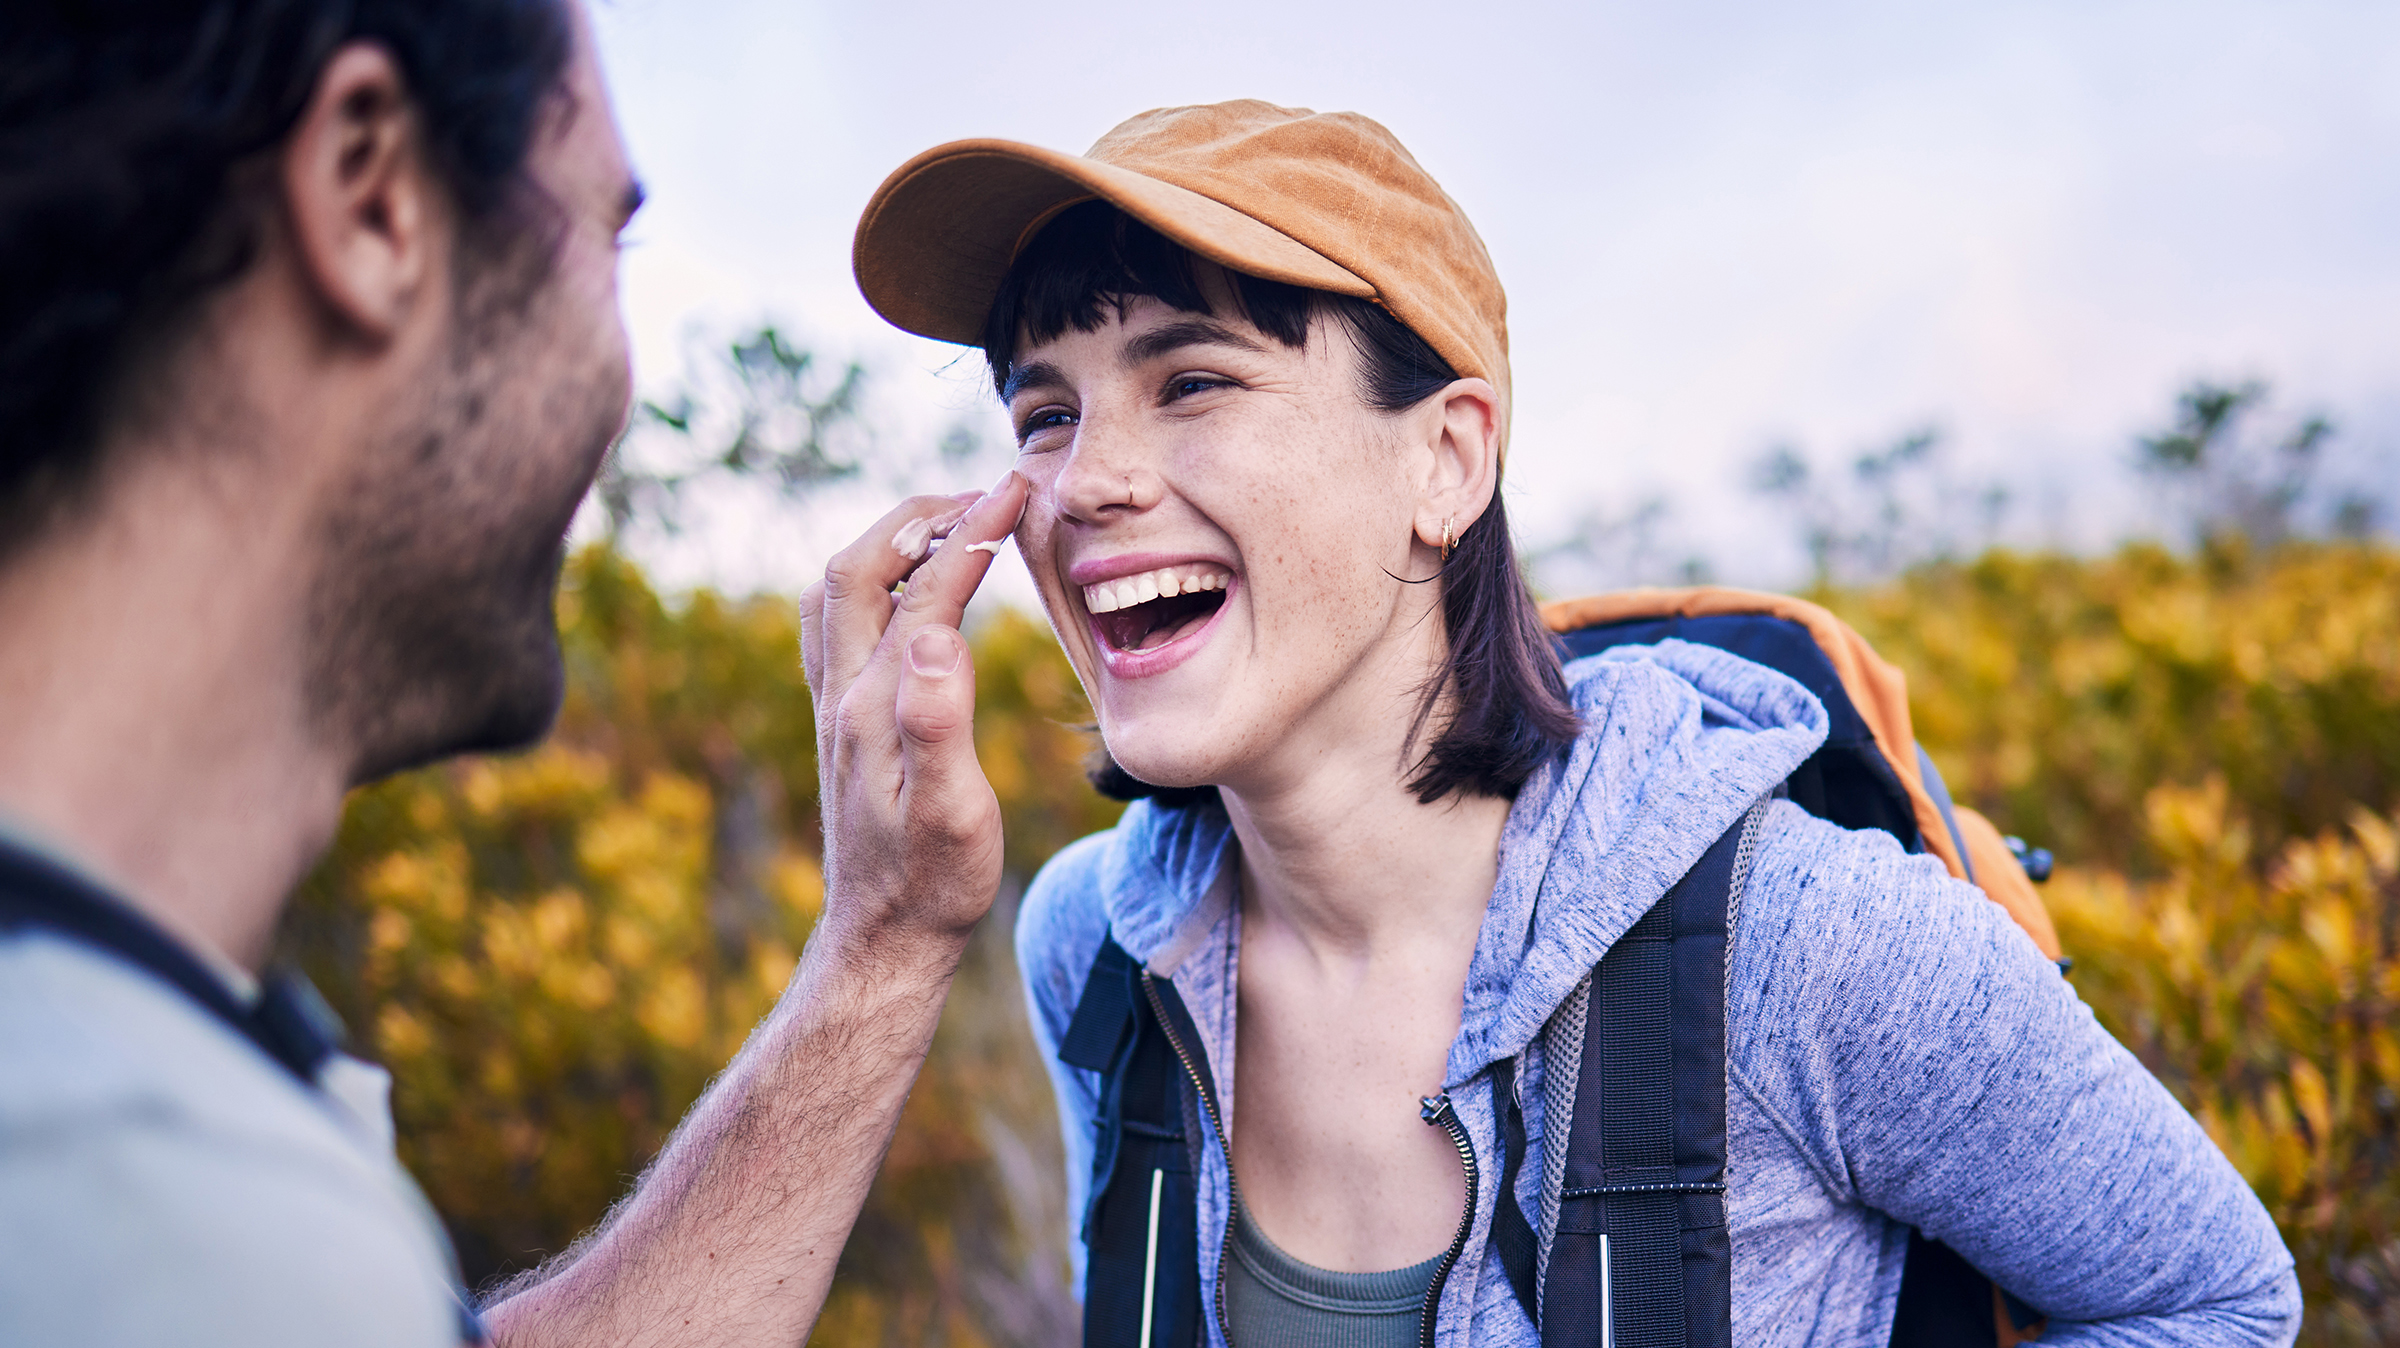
left=801, top=474, right=1029, bottom=959
left=481, top=473, right=1029, bottom=1348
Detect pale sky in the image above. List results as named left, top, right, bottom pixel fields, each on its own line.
left=584, top=0, right=2400, bottom=597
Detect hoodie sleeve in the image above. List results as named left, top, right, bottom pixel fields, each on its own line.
left=1014, top=831, right=1119, bottom=1299
left=1733, top=802, right=2301, bottom=1347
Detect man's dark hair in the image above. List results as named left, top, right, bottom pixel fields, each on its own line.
left=0, top=0, right=576, bottom=550
left=984, top=201, right=1580, bottom=805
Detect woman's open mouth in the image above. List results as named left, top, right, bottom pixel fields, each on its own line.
left=1082, top=562, right=1233, bottom=659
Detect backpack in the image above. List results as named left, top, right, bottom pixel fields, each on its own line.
left=1059, top=586, right=2064, bottom=1348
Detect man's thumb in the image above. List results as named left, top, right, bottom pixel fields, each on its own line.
left=896, top=626, right=978, bottom=785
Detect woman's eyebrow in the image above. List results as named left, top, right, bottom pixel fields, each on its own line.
left=1122, top=319, right=1269, bottom=366
left=1001, top=359, right=1068, bottom=403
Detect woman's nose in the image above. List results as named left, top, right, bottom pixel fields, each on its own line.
left=1050, top=416, right=1165, bottom=523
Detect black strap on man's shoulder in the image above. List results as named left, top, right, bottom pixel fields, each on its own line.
left=1062, top=935, right=1206, bottom=1348
left=0, top=835, right=343, bottom=1086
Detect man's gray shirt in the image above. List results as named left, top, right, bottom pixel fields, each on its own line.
left=0, top=926, right=461, bottom=1346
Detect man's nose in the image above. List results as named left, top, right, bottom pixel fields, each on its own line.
left=1050, top=411, right=1165, bottom=523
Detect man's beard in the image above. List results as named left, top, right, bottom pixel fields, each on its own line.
left=305, top=313, right=619, bottom=787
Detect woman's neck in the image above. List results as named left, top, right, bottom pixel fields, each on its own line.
left=1218, top=755, right=1511, bottom=963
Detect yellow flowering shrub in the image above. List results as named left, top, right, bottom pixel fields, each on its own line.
left=1830, top=540, right=2400, bottom=874
left=311, top=747, right=815, bottom=1272
left=2045, top=784, right=2399, bottom=1345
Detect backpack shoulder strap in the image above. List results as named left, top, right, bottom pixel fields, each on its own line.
left=1498, top=797, right=1767, bottom=1347
left=1060, top=935, right=1206, bottom=1348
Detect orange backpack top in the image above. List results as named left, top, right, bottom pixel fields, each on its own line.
left=1544, top=588, right=2063, bottom=965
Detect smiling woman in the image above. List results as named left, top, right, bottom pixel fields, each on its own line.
left=978, top=199, right=1577, bottom=806
left=847, top=100, right=2302, bottom=1348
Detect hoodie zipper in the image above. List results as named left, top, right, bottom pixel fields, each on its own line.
left=1416, top=1092, right=1481, bottom=1348
left=1140, top=969, right=1242, bottom=1348
left=1143, top=967, right=1483, bottom=1348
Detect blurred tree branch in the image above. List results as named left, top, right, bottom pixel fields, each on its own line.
left=599, top=327, right=871, bottom=537
left=2136, top=378, right=2375, bottom=548
left=1530, top=494, right=1715, bottom=592
left=596, top=325, right=992, bottom=542
left=1750, top=425, right=2010, bottom=587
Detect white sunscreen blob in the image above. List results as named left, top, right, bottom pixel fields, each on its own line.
left=891, top=517, right=935, bottom=560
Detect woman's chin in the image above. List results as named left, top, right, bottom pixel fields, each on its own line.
left=1096, top=726, right=1229, bottom=795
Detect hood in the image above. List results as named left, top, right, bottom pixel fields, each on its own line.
left=1093, top=638, right=1829, bottom=1085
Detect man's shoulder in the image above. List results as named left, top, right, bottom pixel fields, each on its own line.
left=0, top=1099, right=463, bottom=1346
left=2, top=932, right=316, bottom=1133
left=0, top=929, right=415, bottom=1200
left=0, top=933, right=461, bottom=1347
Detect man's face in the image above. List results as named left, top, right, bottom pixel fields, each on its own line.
left=311, top=11, right=639, bottom=784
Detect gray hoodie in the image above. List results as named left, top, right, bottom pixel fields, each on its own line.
left=1017, top=640, right=2302, bottom=1346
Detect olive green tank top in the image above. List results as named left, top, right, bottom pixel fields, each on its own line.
left=1222, top=1203, right=1443, bottom=1348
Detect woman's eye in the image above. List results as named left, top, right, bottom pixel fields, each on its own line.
left=1016, top=407, right=1076, bottom=443
left=1167, top=375, right=1228, bottom=401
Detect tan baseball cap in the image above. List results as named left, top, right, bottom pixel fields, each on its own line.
left=851, top=99, right=1512, bottom=450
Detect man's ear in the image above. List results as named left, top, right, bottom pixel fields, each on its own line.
left=1412, top=377, right=1504, bottom=550
left=279, top=43, right=436, bottom=341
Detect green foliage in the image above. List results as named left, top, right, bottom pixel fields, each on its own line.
left=593, top=322, right=996, bottom=544
left=2136, top=379, right=2355, bottom=546
left=1741, top=378, right=2386, bottom=591
left=1747, top=427, right=2011, bottom=586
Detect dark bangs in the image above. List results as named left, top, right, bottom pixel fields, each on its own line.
left=983, top=201, right=1579, bottom=806
left=981, top=200, right=1319, bottom=389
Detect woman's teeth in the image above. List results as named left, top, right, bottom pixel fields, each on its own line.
left=1083, top=565, right=1231, bottom=614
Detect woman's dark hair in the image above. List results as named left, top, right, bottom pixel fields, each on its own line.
left=0, top=0, right=576, bottom=548
left=985, top=201, right=1580, bottom=806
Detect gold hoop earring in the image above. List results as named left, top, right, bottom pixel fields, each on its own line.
left=1439, top=516, right=1456, bottom=562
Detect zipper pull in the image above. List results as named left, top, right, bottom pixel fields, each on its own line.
left=1414, top=1091, right=1479, bottom=1348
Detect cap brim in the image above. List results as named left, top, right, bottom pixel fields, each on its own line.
left=853, top=138, right=1375, bottom=350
